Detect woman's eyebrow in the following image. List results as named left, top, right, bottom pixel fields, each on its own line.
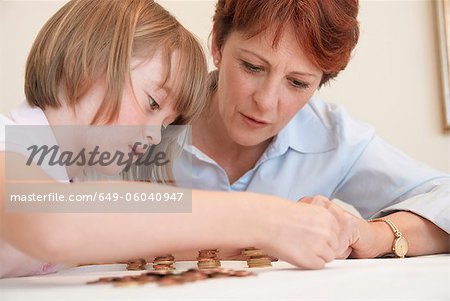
left=238, top=48, right=317, bottom=79
left=238, top=48, right=271, bottom=65
left=289, top=71, right=317, bottom=79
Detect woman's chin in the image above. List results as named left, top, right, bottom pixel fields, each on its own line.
left=230, top=131, right=271, bottom=147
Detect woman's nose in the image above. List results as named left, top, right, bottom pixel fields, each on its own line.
left=253, top=78, right=279, bottom=112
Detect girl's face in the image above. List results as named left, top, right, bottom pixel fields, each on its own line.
left=74, top=48, right=180, bottom=175
left=212, top=26, right=323, bottom=147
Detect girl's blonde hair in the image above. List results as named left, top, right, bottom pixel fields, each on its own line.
left=25, top=0, right=208, bottom=184
left=25, top=0, right=207, bottom=125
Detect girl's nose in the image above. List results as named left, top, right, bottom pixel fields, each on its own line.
left=144, top=125, right=162, bottom=145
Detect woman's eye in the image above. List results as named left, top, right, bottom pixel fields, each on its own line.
left=242, top=61, right=264, bottom=73
left=148, top=95, right=161, bottom=111
left=290, top=79, right=310, bottom=90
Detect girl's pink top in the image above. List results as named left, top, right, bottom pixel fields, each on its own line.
left=0, top=102, right=66, bottom=278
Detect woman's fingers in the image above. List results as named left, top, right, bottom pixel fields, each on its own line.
left=336, top=247, right=353, bottom=259
left=299, top=195, right=331, bottom=208
left=299, top=195, right=361, bottom=257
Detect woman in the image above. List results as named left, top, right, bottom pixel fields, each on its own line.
left=174, top=0, right=450, bottom=258
left=0, top=0, right=342, bottom=278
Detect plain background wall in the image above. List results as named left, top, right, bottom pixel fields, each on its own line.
left=1, top=0, right=449, bottom=172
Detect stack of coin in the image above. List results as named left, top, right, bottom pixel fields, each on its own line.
left=152, top=254, right=175, bottom=271
left=126, top=258, right=147, bottom=271
left=197, top=249, right=221, bottom=270
left=241, top=247, right=272, bottom=268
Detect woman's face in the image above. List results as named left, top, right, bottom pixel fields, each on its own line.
left=213, top=26, right=323, bottom=147
left=74, top=48, right=179, bottom=175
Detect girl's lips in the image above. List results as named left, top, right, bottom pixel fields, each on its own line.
left=129, top=145, right=144, bottom=156
left=240, top=113, right=270, bottom=128
left=128, top=145, right=138, bottom=156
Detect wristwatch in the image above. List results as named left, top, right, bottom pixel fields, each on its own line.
left=368, top=218, right=408, bottom=258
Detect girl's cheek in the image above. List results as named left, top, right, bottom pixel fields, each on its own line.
left=118, top=102, right=147, bottom=125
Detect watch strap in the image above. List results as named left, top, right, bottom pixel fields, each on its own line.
left=369, top=218, right=402, bottom=238
left=368, top=218, right=407, bottom=257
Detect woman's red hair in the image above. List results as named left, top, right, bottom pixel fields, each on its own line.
left=213, top=0, right=359, bottom=86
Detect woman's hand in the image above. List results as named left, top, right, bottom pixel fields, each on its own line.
left=299, top=196, right=382, bottom=259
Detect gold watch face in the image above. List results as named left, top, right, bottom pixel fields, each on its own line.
left=394, top=236, right=408, bottom=257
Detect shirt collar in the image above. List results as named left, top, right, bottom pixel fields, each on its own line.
left=270, top=95, right=337, bottom=155
left=185, top=95, right=337, bottom=160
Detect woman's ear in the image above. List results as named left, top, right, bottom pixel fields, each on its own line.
left=211, top=27, right=221, bottom=68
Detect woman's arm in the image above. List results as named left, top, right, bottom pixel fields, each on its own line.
left=354, top=210, right=449, bottom=258
left=326, top=120, right=450, bottom=256
left=301, top=195, right=449, bottom=258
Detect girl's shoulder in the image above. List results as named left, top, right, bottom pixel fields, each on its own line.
left=1, top=102, right=48, bottom=151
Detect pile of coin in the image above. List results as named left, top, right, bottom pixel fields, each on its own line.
left=241, top=247, right=272, bottom=268
left=126, top=258, right=147, bottom=271
left=87, top=268, right=254, bottom=287
left=197, top=249, right=221, bottom=270
left=152, top=254, right=175, bottom=271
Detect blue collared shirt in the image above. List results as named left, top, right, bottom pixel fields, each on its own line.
left=174, top=96, right=450, bottom=232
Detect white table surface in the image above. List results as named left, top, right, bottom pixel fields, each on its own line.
left=1, top=255, right=449, bottom=301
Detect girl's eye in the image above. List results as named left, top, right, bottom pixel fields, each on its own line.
left=148, top=95, right=161, bottom=111
left=242, top=60, right=264, bottom=73
left=289, top=78, right=310, bottom=90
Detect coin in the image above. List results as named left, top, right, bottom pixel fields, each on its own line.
left=126, top=258, right=147, bottom=271
left=197, top=249, right=221, bottom=269
left=242, top=247, right=272, bottom=268
left=153, top=254, right=175, bottom=271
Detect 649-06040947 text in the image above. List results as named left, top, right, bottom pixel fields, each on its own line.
left=9, top=192, right=185, bottom=203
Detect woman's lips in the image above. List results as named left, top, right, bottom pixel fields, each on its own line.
left=240, top=113, right=270, bottom=128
